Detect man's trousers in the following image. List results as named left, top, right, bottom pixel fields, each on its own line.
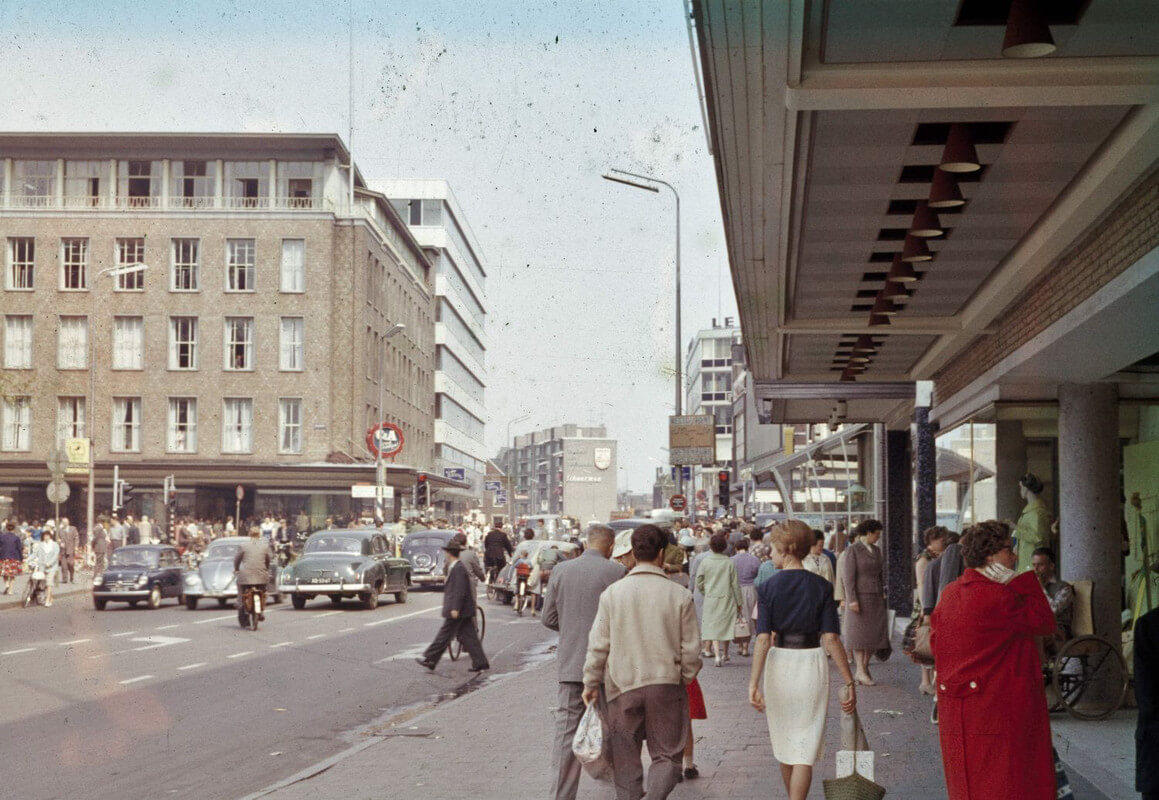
left=421, top=615, right=488, bottom=670
left=605, top=683, right=688, bottom=800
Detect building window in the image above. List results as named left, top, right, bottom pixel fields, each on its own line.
left=224, top=161, right=267, bottom=207
left=1, top=396, right=31, bottom=451
left=118, top=160, right=160, bottom=207
left=280, top=317, right=304, bottom=371
left=111, top=397, right=141, bottom=452
left=64, top=160, right=103, bottom=207
left=3, top=315, right=33, bottom=368
left=224, top=317, right=253, bottom=370
left=61, top=238, right=89, bottom=290
left=7, top=238, right=34, bottom=290
left=279, top=398, right=302, bottom=454
left=115, top=238, right=146, bottom=290
left=172, top=160, right=214, bottom=207
left=57, top=316, right=88, bottom=369
left=222, top=398, right=253, bottom=453
left=171, top=238, right=199, bottom=291
left=280, top=239, right=305, bottom=292
left=226, top=238, right=255, bottom=291
left=13, top=160, right=55, bottom=205
left=112, top=316, right=144, bottom=370
left=57, top=397, right=86, bottom=445
left=167, top=398, right=197, bottom=453
left=278, top=162, right=316, bottom=207
left=169, top=317, right=198, bottom=370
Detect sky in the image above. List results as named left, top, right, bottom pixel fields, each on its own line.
left=0, top=0, right=738, bottom=493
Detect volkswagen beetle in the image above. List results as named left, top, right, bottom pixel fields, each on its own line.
left=401, top=529, right=458, bottom=589
left=182, top=536, right=281, bottom=610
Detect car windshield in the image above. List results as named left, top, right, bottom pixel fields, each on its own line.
left=305, top=536, right=363, bottom=554
left=406, top=536, right=448, bottom=549
left=109, top=549, right=159, bottom=568
left=205, top=543, right=241, bottom=561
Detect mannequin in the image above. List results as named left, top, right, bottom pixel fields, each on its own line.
left=1015, top=473, right=1051, bottom=573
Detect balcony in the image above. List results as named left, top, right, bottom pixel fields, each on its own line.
left=2, top=193, right=330, bottom=212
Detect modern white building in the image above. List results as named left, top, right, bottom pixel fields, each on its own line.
left=376, top=180, right=488, bottom=516
left=684, top=320, right=741, bottom=510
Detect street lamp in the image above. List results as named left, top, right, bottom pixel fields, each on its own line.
left=86, top=264, right=149, bottom=549
left=506, top=413, right=530, bottom=528
left=375, top=323, right=406, bottom=526
left=602, top=168, right=682, bottom=496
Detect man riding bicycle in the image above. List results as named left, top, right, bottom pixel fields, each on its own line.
left=483, top=524, right=514, bottom=584
left=233, top=525, right=272, bottom=622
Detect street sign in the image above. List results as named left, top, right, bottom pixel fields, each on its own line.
left=484, top=480, right=503, bottom=492
left=65, top=438, right=90, bottom=476
left=669, top=414, right=716, bottom=465
left=443, top=467, right=466, bottom=482
left=366, top=422, right=405, bottom=458
left=45, top=448, right=68, bottom=477
left=47, top=479, right=70, bottom=504
left=351, top=484, right=394, bottom=500
left=669, top=494, right=687, bottom=512
left=236, top=484, right=245, bottom=501
left=494, top=492, right=508, bottom=505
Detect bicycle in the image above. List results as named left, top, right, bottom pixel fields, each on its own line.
left=237, top=585, right=265, bottom=631
left=449, top=605, right=486, bottom=662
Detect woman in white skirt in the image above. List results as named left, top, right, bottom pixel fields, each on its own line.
left=748, top=520, right=857, bottom=800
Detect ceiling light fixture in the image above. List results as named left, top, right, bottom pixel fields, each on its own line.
left=887, top=255, right=919, bottom=282
left=848, top=352, right=870, bottom=364
left=868, top=313, right=891, bottom=327
left=928, top=169, right=966, bottom=209
left=872, top=295, right=898, bottom=316
left=840, top=369, right=856, bottom=382
left=910, top=200, right=944, bottom=237
left=1002, top=0, right=1056, bottom=59
left=939, top=124, right=982, bottom=173
left=852, top=335, right=876, bottom=353
left=882, top=280, right=907, bottom=300
left=901, top=235, right=933, bottom=263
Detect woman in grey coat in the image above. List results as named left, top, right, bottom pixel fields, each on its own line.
left=840, top=519, right=889, bottom=685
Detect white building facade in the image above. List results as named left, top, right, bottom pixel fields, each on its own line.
left=684, top=321, right=741, bottom=511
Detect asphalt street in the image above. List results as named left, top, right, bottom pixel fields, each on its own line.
left=0, top=582, right=555, bottom=800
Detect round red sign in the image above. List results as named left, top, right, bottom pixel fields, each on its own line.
left=669, top=494, right=687, bottom=512
left=366, top=422, right=405, bottom=458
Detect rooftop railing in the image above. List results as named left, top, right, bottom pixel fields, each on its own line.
left=1, top=194, right=329, bottom=212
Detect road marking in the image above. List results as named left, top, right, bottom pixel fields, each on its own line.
left=110, top=631, right=137, bottom=638
left=314, top=610, right=342, bottom=618
left=177, top=662, right=206, bottom=671
left=194, top=614, right=234, bottom=625
left=363, top=606, right=441, bottom=628
left=60, top=639, right=92, bottom=646
left=270, top=642, right=293, bottom=648
left=306, top=634, right=325, bottom=640
left=227, top=651, right=253, bottom=659
left=129, top=635, right=191, bottom=652
left=119, top=675, right=153, bottom=685
left=2, top=648, right=36, bottom=656
left=338, top=627, right=355, bottom=633
left=156, top=624, right=180, bottom=630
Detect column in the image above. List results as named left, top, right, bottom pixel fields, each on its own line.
left=1058, top=383, right=1121, bottom=646
left=914, top=381, right=937, bottom=537
left=885, top=429, right=914, bottom=614
left=995, top=420, right=1027, bottom=524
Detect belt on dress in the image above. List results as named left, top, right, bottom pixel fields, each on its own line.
left=773, top=632, right=821, bottom=649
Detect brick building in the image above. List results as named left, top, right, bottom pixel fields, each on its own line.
left=0, top=132, right=449, bottom=529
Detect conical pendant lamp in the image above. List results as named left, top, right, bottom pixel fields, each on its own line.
left=888, top=255, right=919, bottom=282
left=929, top=169, right=965, bottom=209
left=1003, top=0, right=1056, bottom=59
left=939, top=124, right=981, bottom=173
left=901, top=235, right=933, bottom=263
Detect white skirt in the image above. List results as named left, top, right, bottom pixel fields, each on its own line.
left=763, top=646, right=830, bottom=766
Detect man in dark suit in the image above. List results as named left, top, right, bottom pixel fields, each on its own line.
left=1137, top=606, right=1158, bottom=800
left=417, top=542, right=488, bottom=672
left=543, top=524, right=624, bottom=800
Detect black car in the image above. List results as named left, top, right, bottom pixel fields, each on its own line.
left=93, top=545, right=185, bottom=610
left=401, top=530, right=457, bottom=589
left=278, top=529, right=410, bottom=609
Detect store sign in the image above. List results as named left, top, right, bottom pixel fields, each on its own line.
left=593, top=447, right=612, bottom=470
left=484, top=480, right=503, bottom=492
left=669, top=414, right=715, bottom=465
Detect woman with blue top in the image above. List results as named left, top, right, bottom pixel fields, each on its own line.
left=749, top=520, right=857, bottom=800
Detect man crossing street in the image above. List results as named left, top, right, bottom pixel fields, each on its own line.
left=416, top=541, right=489, bottom=673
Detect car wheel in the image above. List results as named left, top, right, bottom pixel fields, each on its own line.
left=291, top=593, right=306, bottom=610
left=185, top=596, right=199, bottom=610
left=394, top=586, right=408, bottom=604
left=147, top=585, right=162, bottom=610
left=218, top=598, right=229, bottom=608
left=330, top=595, right=343, bottom=606
left=361, top=587, right=379, bottom=610
left=129, top=600, right=140, bottom=608
left=93, top=597, right=107, bottom=611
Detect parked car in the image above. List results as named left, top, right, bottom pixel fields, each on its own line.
left=93, top=545, right=185, bottom=610
left=489, top=539, right=580, bottom=605
left=401, top=530, right=457, bottom=589
left=278, top=529, right=409, bottom=609
left=182, top=537, right=282, bottom=610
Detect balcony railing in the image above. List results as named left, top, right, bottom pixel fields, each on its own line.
left=2, top=194, right=329, bottom=212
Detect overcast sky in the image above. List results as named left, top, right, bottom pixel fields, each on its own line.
left=0, top=0, right=738, bottom=493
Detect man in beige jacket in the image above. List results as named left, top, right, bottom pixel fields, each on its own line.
left=582, top=524, right=701, bottom=800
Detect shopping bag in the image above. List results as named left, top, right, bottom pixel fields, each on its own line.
left=734, top=612, right=751, bottom=639
left=572, top=700, right=613, bottom=781
left=824, top=701, right=886, bottom=800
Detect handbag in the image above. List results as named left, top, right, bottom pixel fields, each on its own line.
left=824, top=705, right=886, bottom=800
left=572, top=701, right=613, bottom=781
left=734, top=611, right=751, bottom=639
left=902, top=618, right=934, bottom=666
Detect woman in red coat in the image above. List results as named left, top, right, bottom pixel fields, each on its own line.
left=931, top=520, right=1057, bottom=799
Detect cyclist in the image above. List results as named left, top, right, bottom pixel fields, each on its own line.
left=233, top=525, right=272, bottom=623
left=483, top=524, right=514, bottom=584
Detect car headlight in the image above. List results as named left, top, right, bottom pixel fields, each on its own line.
left=184, top=574, right=202, bottom=587
left=136, top=574, right=148, bottom=585
left=93, top=575, right=103, bottom=586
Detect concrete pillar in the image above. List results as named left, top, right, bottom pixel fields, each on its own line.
left=1058, top=384, right=1121, bottom=648
left=995, top=420, right=1027, bottom=524
left=885, top=429, right=914, bottom=615
left=914, top=384, right=937, bottom=537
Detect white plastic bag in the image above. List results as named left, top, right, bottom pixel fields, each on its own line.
left=572, top=701, right=613, bottom=781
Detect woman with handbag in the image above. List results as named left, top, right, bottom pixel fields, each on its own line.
left=695, top=533, right=743, bottom=667
left=731, top=538, right=760, bottom=657
left=913, top=526, right=952, bottom=694
left=931, top=520, right=1057, bottom=799
left=749, top=520, right=857, bottom=800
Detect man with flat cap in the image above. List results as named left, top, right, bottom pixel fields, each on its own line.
left=417, top=540, right=489, bottom=672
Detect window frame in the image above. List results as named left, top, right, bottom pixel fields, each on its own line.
left=279, top=238, right=305, bottom=293
left=6, top=237, right=35, bottom=291
left=168, top=316, right=199, bottom=371
left=1, top=396, right=31, bottom=451
left=110, top=396, right=142, bottom=453
left=223, top=317, right=254, bottom=371
left=57, top=315, right=89, bottom=370
left=56, top=396, right=86, bottom=446
left=60, top=238, right=89, bottom=291
left=278, top=397, right=303, bottom=454
left=111, top=316, right=144, bottom=370
left=225, top=238, right=256, bottom=292
left=3, top=315, right=33, bottom=369
left=166, top=397, right=198, bottom=453
left=279, top=316, right=304, bottom=371
left=170, top=238, right=200, bottom=292
left=221, top=397, right=254, bottom=454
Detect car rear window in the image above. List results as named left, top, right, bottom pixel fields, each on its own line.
left=407, top=537, right=446, bottom=548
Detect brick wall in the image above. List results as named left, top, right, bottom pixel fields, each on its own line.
left=933, top=167, right=1159, bottom=403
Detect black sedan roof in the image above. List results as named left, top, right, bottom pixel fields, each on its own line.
left=307, top=528, right=380, bottom=540
left=403, top=529, right=457, bottom=541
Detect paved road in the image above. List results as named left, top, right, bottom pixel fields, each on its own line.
left=1, top=583, right=554, bottom=800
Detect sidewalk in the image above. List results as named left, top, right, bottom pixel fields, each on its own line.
left=0, top=571, right=92, bottom=609
left=251, top=624, right=1134, bottom=800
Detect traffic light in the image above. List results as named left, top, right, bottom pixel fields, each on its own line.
left=415, top=474, right=429, bottom=508
left=120, top=481, right=135, bottom=509
left=717, top=470, right=730, bottom=507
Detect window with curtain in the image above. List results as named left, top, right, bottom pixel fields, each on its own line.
left=280, top=239, right=304, bottom=292
left=224, top=317, right=253, bottom=370
left=167, top=398, right=197, bottom=453
left=223, top=161, right=268, bottom=207
left=222, top=398, right=253, bottom=453
left=7, top=237, right=35, bottom=290
left=112, top=316, right=144, bottom=369
left=280, top=317, right=303, bottom=371
left=171, top=238, right=199, bottom=291
left=57, top=316, right=88, bottom=369
left=4, top=315, right=33, bottom=368
left=57, top=397, right=86, bottom=445
left=61, top=238, right=89, bottom=290
left=13, top=160, right=55, bottom=202
left=115, top=238, right=146, bottom=289
left=64, top=160, right=104, bottom=206
left=169, top=317, right=198, bottom=370
left=1, top=396, right=31, bottom=451
left=111, top=397, right=141, bottom=452
left=226, top=238, right=255, bottom=291
left=171, top=160, right=214, bottom=207
left=279, top=398, right=302, bottom=454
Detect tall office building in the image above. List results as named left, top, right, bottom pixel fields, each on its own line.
left=498, top=425, right=617, bottom=523
left=685, top=320, right=741, bottom=510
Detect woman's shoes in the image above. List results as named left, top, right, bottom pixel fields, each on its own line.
left=683, top=765, right=699, bottom=779
left=713, top=656, right=723, bottom=668
left=855, top=674, right=876, bottom=686
left=919, top=683, right=935, bottom=696
left=701, top=649, right=714, bottom=658
left=722, top=654, right=731, bottom=663
left=738, top=647, right=749, bottom=657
